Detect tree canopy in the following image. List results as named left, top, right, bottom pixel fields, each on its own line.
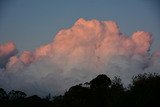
left=0, top=73, right=160, bottom=107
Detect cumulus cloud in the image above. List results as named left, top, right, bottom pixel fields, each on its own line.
left=0, top=18, right=159, bottom=97
left=0, top=42, right=18, bottom=68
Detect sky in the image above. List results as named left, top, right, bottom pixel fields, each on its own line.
left=0, top=0, right=160, bottom=52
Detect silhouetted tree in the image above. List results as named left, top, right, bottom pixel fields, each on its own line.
left=26, top=95, right=53, bottom=107
left=8, top=90, right=26, bottom=100
left=110, top=76, right=125, bottom=107
left=125, top=73, right=160, bottom=107
left=89, top=74, right=111, bottom=107
left=63, top=85, right=91, bottom=107
left=90, top=74, right=111, bottom=90
left=0, top=88, right=7, bottom=100
left=0, top=73, right=160, bottom=107
left=45, top=93, right=51, bottom=101
left=52, top=95, right=64, bottom=107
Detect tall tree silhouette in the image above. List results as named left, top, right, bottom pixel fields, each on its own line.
left=110, top=76, right=125, bottom=107
left=90, top=74, right=111, bottom=90
left=126, top=73, right=160, bottom=107
left=89, top=74, right=111, bottom=107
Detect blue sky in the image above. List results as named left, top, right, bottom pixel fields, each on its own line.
left=0, top=0, right=160, bottom=52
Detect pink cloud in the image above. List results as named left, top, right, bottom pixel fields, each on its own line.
left=0, top=18, right=159, bottom=96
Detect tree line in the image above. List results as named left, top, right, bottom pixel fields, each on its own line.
left=0, top=73, right=160, bottom=107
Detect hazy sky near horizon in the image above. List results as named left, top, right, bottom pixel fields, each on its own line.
left=0, top=0, right=160, bottom=52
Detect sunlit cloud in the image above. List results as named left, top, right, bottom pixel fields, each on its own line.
left=0, top=18, right=159, bottom=97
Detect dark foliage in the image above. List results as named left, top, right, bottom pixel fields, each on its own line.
left=90, top=74, right=111, bottom=89
left=0, top=73, right=160, bottom=107
left=124, top=73, right=160, bottom=107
